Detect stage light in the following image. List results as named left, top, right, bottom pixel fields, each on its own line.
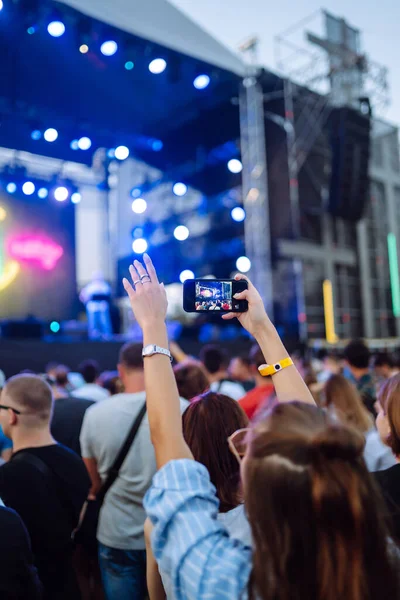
left=54, top=186, right=69, bottom=202
left=47, top=21, right=65, bottom=38
left=149, top=58, right=167, bottom=74
left=27, top=26, right=37, bottom=34
left=132, top=238, right=148, bottom=254
left=173, top=182, right=187, bottom=197
left=125, top=61, right=134, bottom=70
left=115, top=146, right=129, bottom=160
left=70, top=140, right=79, bottom=150
left=107, top=149, right=115, bottom=159
left=180, top=270, right=194, bottom=283
left=323, top=279, right=338, bottom=344
left=151, top=140, right=163, bottom=152
left=174, top=225, right=189, bottom=241
left=228, top=159, right=243, bottom=174
left=44, top=128, right=58, bottom=142
left=132, top=227, right=144, bottom=238
left=31, top=130, right=41, bottom=140
left=78, top=136, right=92, bottom=150
left=71, top=192, right=81, bottom=204
left=6, top=183, right=17, bottom=194
left=0, top=206, right=6, bottom=222
left=79, top=44, right=89, bottom=54
left=38, top=188, right=49, bottom=199
left=50, top=321, right=61, bottom=333
left=193, top=74, right=210, bottom=90
left=130, top=188, right=142, bottom=199
left=131, top=198, right=147, bottom=214
left=388, top=233, right=400, bottom=317
left=236, top=256, right=251, bottom=273
left=231, top=207, right=246, bottom=222
left=22, top=181, right=35, bottom=196
left=0, top=1, right=3, bottom=12
left=101, top=40, right=118, bottom=56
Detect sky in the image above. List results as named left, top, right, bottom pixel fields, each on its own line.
left=170, top=0, right=400, bottom=126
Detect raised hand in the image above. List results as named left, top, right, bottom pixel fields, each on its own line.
left=222, top=273, right=272, bottom=337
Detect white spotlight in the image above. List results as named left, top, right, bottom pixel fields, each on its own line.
left=71, top=193, right=81, bottom=204
left=115, top=146, right=129, bottom=160
left=54, top=186, right=69, bottom=202
left=22, top=182, right=35, bottom=196
left=78, top=137, right=92, bottom=150
left=44, top=128, right=58, bottom=142
left=227, top=159, right=243, bottom=174
left=174, top=225, right=189, bottom=241
left=149, top=58, right=167, bottom=74
left=132, top=238, right=148, bottom=254
left=236, top=256, right=251, bottom=273
left=6, top=183, right=17, bottom=194
left=131, top=198, right=147, bottom=214
left=38, top=188, right=49, bottom=199
left=193, top=74, right=210, bottom=90
left=173, top=182, right=187, bottom=197
left=179, top=270, right=194, bottom=283
left=47, top=21, right=65, bottom=37
left=231, top=207, right=246, bottom=222
left=101, top=41, right=118, bottom=56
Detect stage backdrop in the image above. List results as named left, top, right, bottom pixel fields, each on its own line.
left=0, top=189, right=77, bottom=321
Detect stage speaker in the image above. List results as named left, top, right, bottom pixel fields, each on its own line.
left=328, top=106, right=371, bottom=222
left=1, top=320, right=43, bottom=339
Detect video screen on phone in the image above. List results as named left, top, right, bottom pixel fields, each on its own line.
left=195, top=281, right=233, bottom=312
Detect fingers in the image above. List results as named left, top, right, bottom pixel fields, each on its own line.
left=221, top=313, right=236, bottom=321
left=133, top=259, right=149, bottom=281
left=233, top=290, right=249, bottom=301
left=129, top=264, right=141, bottom=289
left=234, top=273, right=254, bottom=289
left=144, top=254, right=159, bottom=284
left=122, top=278, right=135, bottom=300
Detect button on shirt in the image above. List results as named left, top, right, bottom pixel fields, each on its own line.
left=144, top=459, right=252, bottom=600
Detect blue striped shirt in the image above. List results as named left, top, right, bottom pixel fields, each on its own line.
left=144, top=459, right=252, bottom=600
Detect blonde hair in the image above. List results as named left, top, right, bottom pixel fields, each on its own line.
left=379, top=374, right=400, bottom=456
left=324, top=374, right=372, bottom=433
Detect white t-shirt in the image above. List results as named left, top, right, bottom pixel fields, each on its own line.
left=80, top=392, right=188, bottom=550
left=210, top=380, right=246, bottom=401
left=364, top=428, right=396, bottom=472
left=72, top=383, right=110, bottom=402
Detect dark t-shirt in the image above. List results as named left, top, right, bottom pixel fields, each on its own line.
left=51, top=396, right=95, bottom=456
left=0, top=505, right=43, bottom=599
left=0, top=444, right=90, bottom=599
left=375, top=463, right=400, bottom=542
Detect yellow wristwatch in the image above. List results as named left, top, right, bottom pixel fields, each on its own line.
left=258, top=357, right=294, bottom=377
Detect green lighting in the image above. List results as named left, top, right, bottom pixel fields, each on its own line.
left=388, top=233, right=400, bottom=317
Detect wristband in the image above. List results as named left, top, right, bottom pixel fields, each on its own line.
left=258, top=357, right=293, bottom=377
left=142, top=345, right=172, bottom=362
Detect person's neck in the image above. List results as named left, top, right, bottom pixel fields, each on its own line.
left=350, top=366, right=370, bottom=381
left=208, top=370, right=228, bottom=384
left=12, top=428, right=55, bottom=454
left=122, top=373, right=145, bottom=395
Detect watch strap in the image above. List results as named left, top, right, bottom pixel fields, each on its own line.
left=142, top=345, right=172, bottom=362
left=258, top=357, right=294, bottom=377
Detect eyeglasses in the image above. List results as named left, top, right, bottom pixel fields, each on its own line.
left=0, top=404, right=22, bottom=415
left=228, top=428, right=251, bottom=464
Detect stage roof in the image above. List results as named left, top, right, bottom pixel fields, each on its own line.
left=57, top=0, right=246, bottom=76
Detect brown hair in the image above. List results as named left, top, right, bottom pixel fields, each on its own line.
left=324, top=374, right=372, bottom=433
left=244, top=401, right=398, bottom=600
left=379, top=373, right=400, bottom=456
left=174, top=361, right=209, bottom=401
left=182, top=391, right=248, bottom=512
left=3, top=374, right=53, bottom=423
left=119, top=343, right=144, bottom=371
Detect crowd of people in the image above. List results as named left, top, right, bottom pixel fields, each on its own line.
left=1, top=254, right=400, bottom=599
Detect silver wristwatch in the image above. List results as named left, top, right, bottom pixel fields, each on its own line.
left=142, top=344, right=172, bottom=362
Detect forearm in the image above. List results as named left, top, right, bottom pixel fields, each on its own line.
left=143, top=322, right=193, bottom=467
left=170, top=341, right=188, bottom=364
left=255, top=321, right=315, bottom=405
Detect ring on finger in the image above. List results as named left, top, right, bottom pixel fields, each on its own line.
left=142, top=280, right=151, bottom=284
left=140, top=274, right=150, bottom=281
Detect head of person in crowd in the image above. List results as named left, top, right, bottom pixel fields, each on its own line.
left=78, top=359, right=100, bottom=384
left=98, top=370, right=122, bottom=396
left=117, top=342, right=145, bottom=394
left=173, top=361, right=209, bottom=402
left=324, top=374, right=372, bottom=434
left=54, top=365, right=70, bottom=389
left=229, top=356, right=253, bottom=383
left=376, top=373, right=400, bottom=455
left=0, top=375, right=54, bottom=450
left=45, top=361, right=59, bottom=381
left=373, top=353, right=395, bottom=380
left=248, top=344, right=272, bottom=389
left=182, top=391, right=248, bottom=512
left=238, top=401, right=399, bottom=600
left=343, top=339, right=370, bottom=379
left=199, top=345, right=229, bottom=382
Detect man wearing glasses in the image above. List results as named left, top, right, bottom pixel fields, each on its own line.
left=0, top=374, right=90, bottom=600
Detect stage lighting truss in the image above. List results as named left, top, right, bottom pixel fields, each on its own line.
left=0, top=169, right=81, bottom=206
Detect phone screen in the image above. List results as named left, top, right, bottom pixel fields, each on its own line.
left=183, top=279, right=248, bottom=313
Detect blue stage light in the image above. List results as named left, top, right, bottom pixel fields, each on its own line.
left=71, top=192, right=81, bottom=204
left=38, top=188, right=49, bottom=199
left=27, top=26, right=37, bottom=34
left=130, top=188, right=142, bottom=198
left=6, top=183, right=17, bottom=194
left=193, top=74, right=210, bottom=90
left=132, top=238, right=148, bottom=254
left=174, top=225, right=189, bottom=241
left=180, top=270, right=194, bottom=283
left=47, top=21, right=65, bottom=38
left=131, top=198, right=147, bottom=214
left=22, top=182, right=35, bottom=196
left=78, top=136, right=92, bottom=150
left=107, top=149, right=115, bottom=159
left=50, top=321, right=61, bottom=333
left=70, top=140, right=79, bottom=150
left=228, top=159, right=243, bottom=174
left=173, top=182, right=187, bottom=197
left=31, top=130, right=41, bottom=140
left=44, top=128, right=58, bottom=142
left=151, top=140, right=163, bottom=152
left=54, top=186, right=69, bottom=202
left=125, top=61, right=134, bottom=71
left=115, top=146, right=129, bottom=160
left=149, top=58, right=167, bottom=74
left=101, top=40, right=118, bottom=56
left=236, top=256, right=251, bottom=273
left=231, top=207, right=246, bottom=222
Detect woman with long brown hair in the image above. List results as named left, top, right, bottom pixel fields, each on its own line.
left=123, top=255, right=400, bottom=600
left=324, top=374, right=395, bottom=471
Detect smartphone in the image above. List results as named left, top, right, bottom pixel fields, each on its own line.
left=183, top=279, right=248, bottom=313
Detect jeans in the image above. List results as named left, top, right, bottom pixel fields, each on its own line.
left=98, top=543, right=147, bottom=600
